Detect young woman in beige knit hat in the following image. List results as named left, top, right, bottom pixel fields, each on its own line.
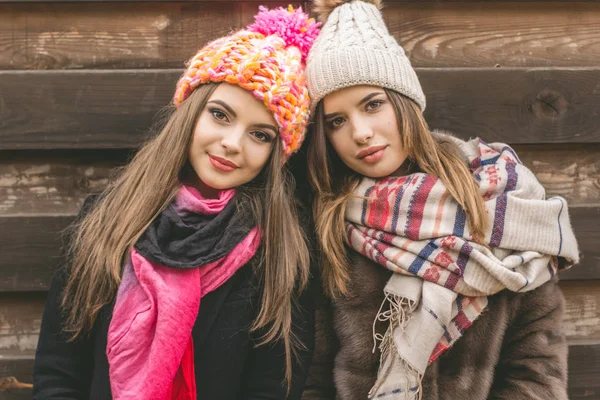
left=302, top=1, right=580, bottom=399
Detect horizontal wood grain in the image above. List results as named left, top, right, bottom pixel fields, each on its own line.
left=514, top=144, right=600, bottom=207
left=419, top=67, right=600, bottom=144
left=0, top=150, right=128, bottom=216
left=383, top=2, right=600, bottom=68
left=0, top=2, right=301, bottom=70
left=1, top=3, right=598, bottom=69
left=2, top=68, right=599, bottom=150
left=0, top=216, right=73, bottom=291
left=0, top=206, right=595, bottom=291
left=0, top=352, right=33, bottom=398
left=0, top=342, right=596, bottom=398
left=0, top=281, right=594, bottom=351
left=561, top=281, right=600, bottom=343
left=1, top=144, right=598, bottom=216
left=568, top=343, right=600, bottom=399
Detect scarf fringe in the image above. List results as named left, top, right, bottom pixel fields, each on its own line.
left=369, top=293, right=423, bottom=400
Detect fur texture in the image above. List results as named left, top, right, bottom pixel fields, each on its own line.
left=302, top=249, right=569, bottom=400
left=313, top=0, right=383, bottom=22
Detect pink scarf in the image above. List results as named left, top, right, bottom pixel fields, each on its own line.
left=107, top=186, right=261, bottom=399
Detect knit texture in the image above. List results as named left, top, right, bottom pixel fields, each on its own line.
left=345, top=134, right=579, bottom=399
left=306, top=0, right=425, bottom=110
left=173, top=6, right=320, bottom=156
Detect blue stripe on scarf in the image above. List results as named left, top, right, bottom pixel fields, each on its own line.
left=361, top=186, right=375, bottom=226
left=391, top=184, right=407, bottom=233
left=457, top=242, right=473, bottom=275
left=425, top=306, right=452, bottom=342
left=374, top=386, right=419, bottom=398
left=490, top=161, right=518, bottom=247
left=453, top=206, right=466, bottom=237
left=408, top=240, right=438, bottom=274
left=551, top=198, right=564, bottom=255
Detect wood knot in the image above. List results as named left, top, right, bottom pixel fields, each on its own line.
left=531, top=89, right=568, bottom=119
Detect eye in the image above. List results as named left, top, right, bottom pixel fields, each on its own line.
left=365, top=100, right=384, bottom=112
left=251, top=131, right=273, bottom=143
left=209, top=108, right=229, bottom=122
left=327, top=116, right=346, bottom=130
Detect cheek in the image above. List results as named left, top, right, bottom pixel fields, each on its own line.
left=244, top=142, right=273, bottom=171
left=327, top=133, right=353, bottom=160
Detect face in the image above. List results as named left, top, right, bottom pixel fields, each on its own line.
left=188, top=83, right=278, bottom=196
left=322, top=85, right=408, bottom=179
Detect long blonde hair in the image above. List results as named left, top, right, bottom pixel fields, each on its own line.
left=62, top=83, right=309, bottom=384
left=308, top=89, right=487, bottom=298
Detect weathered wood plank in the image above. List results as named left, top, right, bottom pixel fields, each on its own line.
left=0, top=145, right=597, bottom=217
left=0, top=216, right=72, bottom=291
left=515, top=144, right=600, bottom=207
left=0, top=206, right=595, bottom=291
left=561, top=281, right=600, bottom=343
left=0, top=294, right=45, bottom=353
left=419, top=67, right=600, bottom=144
left=0, top=344, right=596, bottom=399
left=1, top=68, right=599, bottom=150
left=0, top=70, right=176, bottom=149
left=383, top=2, right=600, bottom=68
left=0, top=150, right=127, bottom=216
left=0, top=282, right=595, bottom=349
left=2, top=2, right=597, bottom=70
left=559, top=207, right=600, bottom=281
left=568, top=344, right=600, bottom=400
left=0, top=352, right=33, bottom=399
left=0, top=2, right=302, bottom=70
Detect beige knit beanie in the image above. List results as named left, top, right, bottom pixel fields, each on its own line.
left=306, top=0, right=426, bottom=110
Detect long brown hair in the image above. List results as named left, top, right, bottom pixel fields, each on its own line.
left=62, top=83, right=309, bottom=384
left=308, top=89, right=487, bottom=298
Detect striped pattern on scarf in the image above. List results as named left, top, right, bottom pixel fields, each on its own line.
left=345, top=134, right=579, bottom=399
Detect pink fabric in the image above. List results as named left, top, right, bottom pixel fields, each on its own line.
left=107, top=186, right=261, bottom=399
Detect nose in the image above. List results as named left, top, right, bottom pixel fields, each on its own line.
left=350, top=116, right=374, bottom=144
left=220, top=127, right=243, bottom=153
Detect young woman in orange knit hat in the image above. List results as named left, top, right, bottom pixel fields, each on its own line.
left=33, top=6, right=320, bottom=399
left=302, top=1, right=579, bottom=399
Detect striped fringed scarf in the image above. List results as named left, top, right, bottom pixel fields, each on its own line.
left=345, top=134, right=580, bottom=400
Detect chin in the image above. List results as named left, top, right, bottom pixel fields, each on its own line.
left=356, top=165, right=396, bottom=179
left=197, top=173, right=234, bottom=191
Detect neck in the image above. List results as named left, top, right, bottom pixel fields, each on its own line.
left=390, top=158, right=417, bottom=177
left=183, top=172, right=221, bottom=200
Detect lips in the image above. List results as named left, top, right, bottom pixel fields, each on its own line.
left=357, top=145, right=387, bottom=160
left=208, top=154, right=239, bottom=172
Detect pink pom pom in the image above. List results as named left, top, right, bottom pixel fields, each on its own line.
left=247, top=5, right=321, bottom=61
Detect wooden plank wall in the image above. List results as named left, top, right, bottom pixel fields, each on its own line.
left=0, top=0, right=598, bottom=398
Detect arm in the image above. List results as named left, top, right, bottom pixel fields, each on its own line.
left=489, top=277, right=569, bottom=400
left=32, top=267, right=94, bottom=399
left=242, top=285, right=315, bottom=400
left=33, top=196, right=98, bottom=399
left=301, top=286, right=338, bottom=400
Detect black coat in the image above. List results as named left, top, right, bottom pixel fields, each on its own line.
left=33, top=200, right=315, bottom=400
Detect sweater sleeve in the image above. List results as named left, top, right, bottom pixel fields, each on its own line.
left=489, top=277, right=569, bottom=400
left=241, top=284, right=316, bottom=400
left=33, top=196, right=98, bottom=399
left=32, top=265, right=94, bottom=399
left=301, top=287, right=338, bottom=400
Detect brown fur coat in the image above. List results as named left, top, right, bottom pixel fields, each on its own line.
left=302, top=250, right=568, bottom=400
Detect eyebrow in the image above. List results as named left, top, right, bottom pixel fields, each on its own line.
left=358, top=91, right=385, bottom=106
left=254, top=123, right=279, bottom=136
left=207, top=100, right=237, bottom=118
left=323, top=91, right=386, bottom=120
